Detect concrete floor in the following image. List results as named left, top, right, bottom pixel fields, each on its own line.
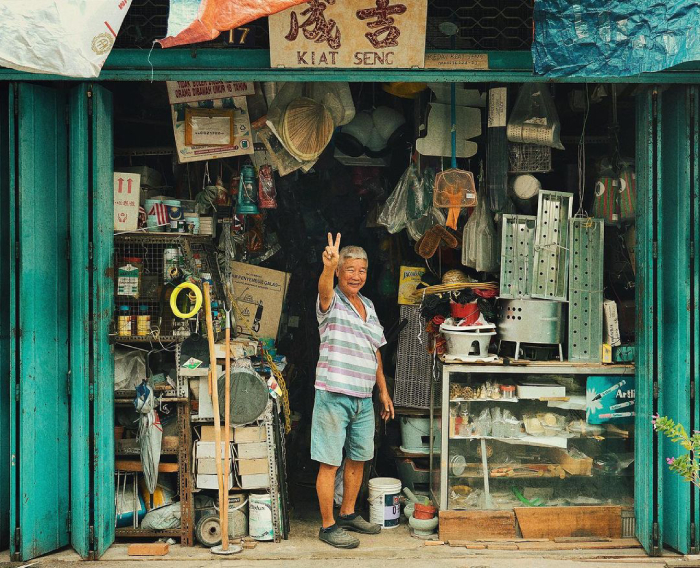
left=0, top=488, right=690, bottom=568
left=0, top=517, right=691, bottom=568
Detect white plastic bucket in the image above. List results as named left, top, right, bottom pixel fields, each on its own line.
left=228, top=493, right=248, bottom=539
left=368, top=477, right=402, bottom=529
left=249, top=493, right=275, bottom=541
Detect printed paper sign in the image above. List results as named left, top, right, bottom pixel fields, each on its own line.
left=166, top=81, right=254, bottom=104
left=586, top=375, right=635, bottom=424
left=171, top=97, right=254, bottom=163
left=269, top=0, right=427, bottom=69
left=114, top=172, right=141, bottom=232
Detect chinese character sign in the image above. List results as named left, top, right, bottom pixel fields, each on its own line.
left=269, top=0, right=427, bottom=68
left=114, top=172, right=141, bottom=232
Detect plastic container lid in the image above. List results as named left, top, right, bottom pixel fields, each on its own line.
left=119, top=306, right=130, bottom=312
left=139, top=305, right=149, bottom=312
left=500, top=385, right=516, bottom=392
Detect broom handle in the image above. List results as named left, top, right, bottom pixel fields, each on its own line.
left=203, top=283, right=227, bottom=550
left=451, top=82, right=457, bottom=169
left=222, top=310, right=232, bottom=548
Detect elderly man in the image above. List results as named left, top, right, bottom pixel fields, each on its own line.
left=311, top=233, right=395, bottom=549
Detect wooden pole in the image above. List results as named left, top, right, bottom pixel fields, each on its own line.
left=203, top=283, right=227, bottom=551
left=222, top=310, right=231, bottom=547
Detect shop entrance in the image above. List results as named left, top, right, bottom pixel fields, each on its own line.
left=104, top=79, right=643, bottom=552
left=3, top=79, right=700, bottom=560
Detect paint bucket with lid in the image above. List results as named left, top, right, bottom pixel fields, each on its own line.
left=368, top=477, right=402, bottom=529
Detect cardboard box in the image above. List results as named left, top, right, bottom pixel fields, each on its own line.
left=230, top=262, right=290, bottom=340
left=193, top=368, right=223, bottom=419
left=234, top=425, right=267, bottom=444
left=200, top=425, right=235, bottom=443
left=196, top=473, right=234, bottom=490
left=516, top=378, right=566, bottom=399
left=114, top=172, right=141, bottom=232
left=197, top=457, right=232, bottom=475
left=237, top=458, right=268, bottom=476
left=194, top=441, right=235, bottom=489
left=195, top=441, right=233, bottom=459
left=239, top=473, right=270, bottom=490
left=603, top=300, right=622, bottom=347
left=398, top=266, right=426, bottom=305
left=236, top=441, right=267, bottom=459
left=214, top=338, right=259, bottom=360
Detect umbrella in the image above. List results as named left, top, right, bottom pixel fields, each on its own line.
left=134, top=381, right=162, bottom=494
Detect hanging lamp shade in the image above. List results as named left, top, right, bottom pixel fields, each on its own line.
left=279, top=97, right=334, bottom=162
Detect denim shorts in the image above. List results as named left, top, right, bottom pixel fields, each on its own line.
left=310, top=389, right=375, bottom=467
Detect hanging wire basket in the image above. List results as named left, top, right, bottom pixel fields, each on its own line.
left=508, top=143, right=552, bottom=174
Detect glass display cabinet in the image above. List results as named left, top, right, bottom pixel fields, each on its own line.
left=430, top=362, right=635, bottom=512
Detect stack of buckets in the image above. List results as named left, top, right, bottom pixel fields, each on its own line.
left=145, top=197, right=200, bottom=234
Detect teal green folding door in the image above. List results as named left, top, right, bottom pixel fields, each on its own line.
left=635, top=87, right=658, bottom=555
left=68, top=83, right=115, bottom=560
left=5, top=82, right=114, bottom=561
left=636, top=85, right=700, bottom=555
left=8, top=82, right=71, bottom=561
left=0, top=82, right=11, bottom=552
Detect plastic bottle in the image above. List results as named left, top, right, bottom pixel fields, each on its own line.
left=118, top=306, right=132, bottom=336
left=137, top=305, right=151, bottom=336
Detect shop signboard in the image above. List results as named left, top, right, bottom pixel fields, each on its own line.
left=269, top=0, right=428, bottom=69
left=166, top=81, right=254, bottom=104
left=113, top=172, right=140, bottom=232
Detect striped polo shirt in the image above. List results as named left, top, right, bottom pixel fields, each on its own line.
left=315, top=287, right=386, bottom=398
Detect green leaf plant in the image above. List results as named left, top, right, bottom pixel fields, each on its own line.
left=653, top=414, right=700, bottom=487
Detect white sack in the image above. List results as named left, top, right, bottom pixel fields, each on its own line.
left=0, top=1, right=132, bottom=78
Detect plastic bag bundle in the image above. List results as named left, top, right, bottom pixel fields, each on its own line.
left=114, top=349, right=147, bottom=391
left=378, top=163, right=423, bottom=234
left=141, top=503, right=181, bottom=530
left=462, top=198, right=499, bottom=273
left=507, top=84, right=564, bottom=150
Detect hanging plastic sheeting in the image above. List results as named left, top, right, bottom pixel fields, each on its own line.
left=507, top=84, right=564, bottom=151
left=487, top=86, right=509, bottom=214
left=534, top=0, right=700, bottom=77
left=0, top=1, right=132, bottom=78
left=134, top=381, right=162, bottom=494
left=159, top=0, right=307, bottom=48
left=462, top=198, right=499, bottom=274
left=378, top=163, right=423, bottom=234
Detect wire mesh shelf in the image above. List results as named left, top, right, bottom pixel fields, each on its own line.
left=113, top=234, right=220, bottom=344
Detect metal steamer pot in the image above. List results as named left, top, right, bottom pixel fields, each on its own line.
left=496, top=299, right=564, bottom=346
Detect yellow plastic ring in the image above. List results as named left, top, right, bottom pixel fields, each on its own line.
left=170, top=282, right=203, bottom=319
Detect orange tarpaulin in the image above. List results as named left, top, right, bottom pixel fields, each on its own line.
left=159, top=0, right=308, bottom=48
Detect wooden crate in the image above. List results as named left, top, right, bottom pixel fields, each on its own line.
left=439, top=510, right=516, bottom=541
left=515, top=506, right=622, bottom=539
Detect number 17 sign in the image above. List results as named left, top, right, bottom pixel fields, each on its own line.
left=268, top=0, right=427, bottom=69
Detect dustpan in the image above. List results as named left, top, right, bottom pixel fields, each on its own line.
left=434, top=84, right=477, bottom=229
